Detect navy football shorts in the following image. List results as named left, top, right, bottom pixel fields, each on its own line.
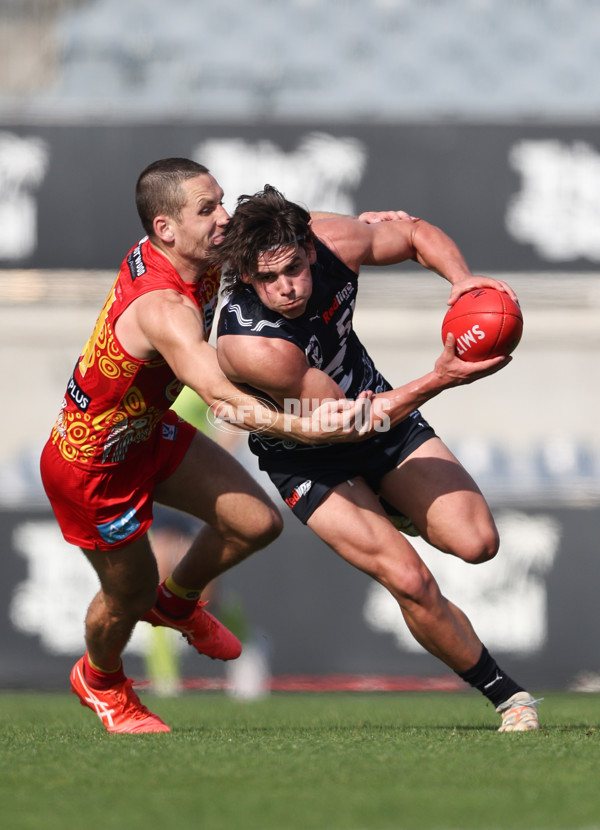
left=257, top=409, right=437, bottom=524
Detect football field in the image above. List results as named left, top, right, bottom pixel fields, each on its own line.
left=1, top=690, right=599, bottom=830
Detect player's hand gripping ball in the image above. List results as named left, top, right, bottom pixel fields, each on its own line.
left=442, top=288, right=523, bottom=362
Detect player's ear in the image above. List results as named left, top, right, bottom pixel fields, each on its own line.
left=306, top=240, right=317, bottom=264
left=239, top=272, right=252, bottom=284
left=153, top=215, right=175, bottom=243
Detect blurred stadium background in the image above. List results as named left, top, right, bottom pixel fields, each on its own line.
left=1, top=0, right=599, bottom=692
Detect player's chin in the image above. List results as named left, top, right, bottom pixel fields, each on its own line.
left=280, top=300, right=307, bottom=318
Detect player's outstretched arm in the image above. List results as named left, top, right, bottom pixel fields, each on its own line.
left=313, top=214, right=519, bottom=306
left=218, top=333, right=393, bottom=441
left=134, top=292, right=370, bottom=444
left=361, top=217, right=520, bottom=305
left=371, top=333, right=511, bottom=430
left=209, top=384, right=374, bottom=444
left=312, top=212, right=465, bottom=274
left=310, top=209, right=413, bottom=223
left=177, top=342, right=372, bottom=444
left=357, top=209, right=417, bottom=224
left=217, top=322, right=510, bottom=442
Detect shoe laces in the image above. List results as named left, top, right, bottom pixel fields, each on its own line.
left=114, top=679, right=154, bottom=719
left=185, top=601, right=217, bottom=635
left=499, top=696, right=544, bottom=713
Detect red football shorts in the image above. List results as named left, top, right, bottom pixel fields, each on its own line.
left=40, top=412, right=195, bottom=551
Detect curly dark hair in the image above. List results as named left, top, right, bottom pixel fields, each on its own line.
left=214, top=185, right=313, bottom=296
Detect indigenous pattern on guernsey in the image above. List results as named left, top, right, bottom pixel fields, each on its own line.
left=50, top=236, right=221, bottom=469
left=217, top=238, right=391, bottom=457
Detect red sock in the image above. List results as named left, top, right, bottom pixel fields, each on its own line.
left=83, top=652, right=126, bottom=690
left=156, top=579, right=198, bottom=619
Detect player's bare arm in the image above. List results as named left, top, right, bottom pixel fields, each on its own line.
left=310, top=216, right=415, bottom=274
left=311, top=214, right=459, bottom=274
left=309, top=209, right=410, bottom=223
left=313, top=216, right=519, bottom=305
left=400, top=222, right=520, bottom=305
left=218, top=334, right=343, bottom=414
left=219, top=328, right=509, bottom=433
left=117, top=289, right=370, bottom=443
left=373, top=333, right=510, bottom=429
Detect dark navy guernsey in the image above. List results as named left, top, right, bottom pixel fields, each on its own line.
left=216, top=238, right=436, bottom=518
left=218, top=237, right=391, bottom=392
left=217, top=239, right=393, bottom=450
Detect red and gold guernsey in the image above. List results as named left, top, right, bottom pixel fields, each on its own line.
left=50, top=236, right=221, bottom=470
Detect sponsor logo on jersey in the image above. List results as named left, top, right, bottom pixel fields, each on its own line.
left=305, top=335, right=323, bottom=368
left=322, top=283, right=354, bottom=324
left=66, top=374, right=90, bottom=411
left=285, top=479, right=313, bottom=508
left=126, top=238, right=147, bottom=280
left=161, top=422, right=178, bottom=441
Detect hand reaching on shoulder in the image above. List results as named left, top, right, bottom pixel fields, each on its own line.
left=358, top=209, right=419, bottom=224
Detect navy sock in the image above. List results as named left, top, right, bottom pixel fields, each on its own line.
left=457, top=646, right=524, bottom=708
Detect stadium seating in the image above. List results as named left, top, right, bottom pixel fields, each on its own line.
left=2, top=0, right=600, bottom=120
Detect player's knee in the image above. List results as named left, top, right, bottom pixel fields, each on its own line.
left=257, top=507, right=283, bottom=546
left=243, top=504, right=283, bottom=550
left=105, top=581, right=158, bottom=622
left=458, top=523, right=500, bottom=564
left=400, top=567, right=438, bottom=607
left=136, top=587, right=160, bottom=619
left=378, top=558, right=436, bottom=608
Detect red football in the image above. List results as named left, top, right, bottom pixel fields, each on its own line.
left=441, top=288, right=523, bottom=362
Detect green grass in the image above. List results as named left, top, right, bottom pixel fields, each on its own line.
left=1, top=691, right=599, bottom=830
